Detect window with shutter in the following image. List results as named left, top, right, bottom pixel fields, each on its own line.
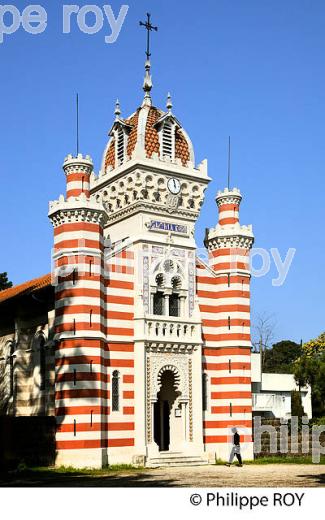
left=153, top=292, right=164, bottom=315
left=112, top=370, right=120, bottom=411
left=202, top=374, right=208, bottom=411
left=169, top=293, right=180, bottom=317
left=162, top=121, right=174, bottom=159
left=116, top=128, right=125, bottom=165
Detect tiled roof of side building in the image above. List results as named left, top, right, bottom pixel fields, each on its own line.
left=0, top=273, right=52, bottom=304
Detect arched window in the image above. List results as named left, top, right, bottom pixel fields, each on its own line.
left=155, top=273, right=165, bottom=288
left=171, top=276, right=182, bottom=290
left=202, top=374, right=208, bottom=412
left=39, top=336, right=46, bottom=391
left=112, top=370, right=120, bottom=412
left=151, top=261, right=185, bottom=317
left=169, top=276, right=181, bottom=317
left=152, top=273, right=165, bottom=316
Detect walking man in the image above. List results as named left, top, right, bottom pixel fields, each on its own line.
left=226, top=427, right=243, bottom=467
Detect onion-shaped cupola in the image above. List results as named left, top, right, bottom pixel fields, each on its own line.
left=101, top=55, right=195, bottom=173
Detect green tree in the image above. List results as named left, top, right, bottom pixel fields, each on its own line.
left=0, top=272, right=12, bottom=291
left=263, top=340, right=302, bottom=373
left=294, top=332, right=325, bottom=417
left=291, top=389, right=305, bottom=418
left=301, top=332, right=325, bottom=357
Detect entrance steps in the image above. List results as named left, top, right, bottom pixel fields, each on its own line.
left=146, top=451, right=209, bottom=468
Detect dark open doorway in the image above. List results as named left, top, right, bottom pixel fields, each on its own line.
left=153, top=370, right=178, bottom=451
left=154, top=400, right=170, bottom=451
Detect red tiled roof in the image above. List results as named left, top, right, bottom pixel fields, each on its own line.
left=104, top=106, right=190, bottom=170
left=145, top=107, right=160, bottom=158
left=175, top=127, right=190, bottom=165
left=0, top=273, right=52, bottom=304
left=126, top=110, right=140, bottom=158
left=104, top=138, right=115, bottom=170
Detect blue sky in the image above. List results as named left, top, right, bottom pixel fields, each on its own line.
left=0, top=0, right=324, bottom=344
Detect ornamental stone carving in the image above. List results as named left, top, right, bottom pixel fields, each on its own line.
left=91, top=168, right=208, bottom=222
left=148, top=353, right=190, bottom=401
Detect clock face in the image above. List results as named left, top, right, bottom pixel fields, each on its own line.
left=167, top=177, right=181, bottom=195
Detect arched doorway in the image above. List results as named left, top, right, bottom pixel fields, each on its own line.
left=153, top=370, right=180, bottom=451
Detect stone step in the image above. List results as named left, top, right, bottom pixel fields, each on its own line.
left=147, top=454, right=209, bottom=467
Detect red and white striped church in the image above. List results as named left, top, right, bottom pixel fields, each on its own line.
left=0, top=47, right=254, bottom=468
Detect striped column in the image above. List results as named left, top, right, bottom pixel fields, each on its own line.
left=49, top=155, right=109, bottom=468
left=198, top=187, right=254, bottom=460
left=217, top=188, right=241, bottom=226
left=63, top=154, right=92, bottom=199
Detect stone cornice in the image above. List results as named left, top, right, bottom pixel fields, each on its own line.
left=104, top=200, right=200, bottom=225
left=144, top=343, right=199, bottom=353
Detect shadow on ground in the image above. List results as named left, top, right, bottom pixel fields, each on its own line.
left=297, top=473, right=325, bottom=485
left=0, top=468, right=177, bottom=487
left=2, top=465, right=325, bottom=488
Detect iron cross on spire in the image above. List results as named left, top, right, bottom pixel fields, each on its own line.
left=139, top=13, right=158, bottom=59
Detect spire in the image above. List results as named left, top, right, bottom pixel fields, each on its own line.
left=227, top=136, right=231, bottom=190
left=142, top=59, right=153, bottom=107
left=139, top=13, right=158, bottom=107
left=114, top=99, right=121, bottom=120
left=166, top=92, right=173, bottom=113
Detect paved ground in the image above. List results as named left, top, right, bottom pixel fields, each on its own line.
left=1, top=464, right=325, bottom=487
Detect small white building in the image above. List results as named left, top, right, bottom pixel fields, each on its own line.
left=251, top=353, right=312, bottom=419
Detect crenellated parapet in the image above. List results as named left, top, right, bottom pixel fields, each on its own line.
left=63, top=153, right=93, bottom=174
left=215, top=187, right=242, bottom=207
left=48, top=194, right=108, bottom=228
left=207, top=223, right=254, bottom=251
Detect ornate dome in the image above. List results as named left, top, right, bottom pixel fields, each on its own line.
left=101, top=99, right=195, bottom=173
left=101, top=53, right=196, bottom=174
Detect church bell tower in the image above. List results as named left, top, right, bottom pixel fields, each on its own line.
left=89, top=23, right=211, bottom=461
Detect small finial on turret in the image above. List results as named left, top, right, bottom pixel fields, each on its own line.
left=114, top=99, right=121, bottom=119
left=166, top=92, right=173, bottom=112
